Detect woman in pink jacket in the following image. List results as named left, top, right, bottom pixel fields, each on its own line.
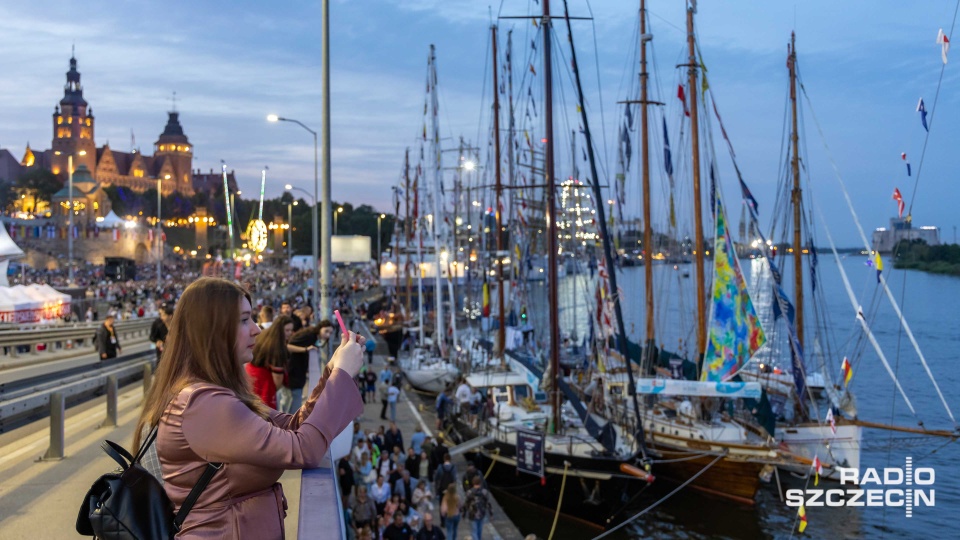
left=133, top=277, right=364, bottom=539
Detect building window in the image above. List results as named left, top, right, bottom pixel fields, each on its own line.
left=68, top=117, right=73, bottom=124
left=56, top=116, right=63, bottom=125
left=134, top=169, right=144, bottom=178
left=80, top=128, right=91, bottom=139
left=86, top=118, right=91, bottom=126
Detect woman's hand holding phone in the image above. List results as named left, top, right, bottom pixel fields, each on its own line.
left=329, top=330, right=365, bottom=378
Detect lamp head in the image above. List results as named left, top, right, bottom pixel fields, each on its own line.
left=267, top=114, right=280, bottom=122
left=285, top=184, right=293, bottom=190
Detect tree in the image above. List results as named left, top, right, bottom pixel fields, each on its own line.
left=16, top=169, right=61, bottom=202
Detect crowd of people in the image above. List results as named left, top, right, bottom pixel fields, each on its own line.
left=10, top=253, right=513, bottom=538
left=337, top=416, right=494, bottom=540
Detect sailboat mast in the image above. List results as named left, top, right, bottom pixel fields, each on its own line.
left=542, top=0, right=562, bottom=434
left=788, top=32, right=804, bottom=349
left=640, top=0, right=655, bottom=358
left=686, top=5, right=707, bottom=356
left=492, top=25, right=507, bottom=359
left=404, top=149, right=413, bottom=322
left=429, top=44, right=446, bottom=355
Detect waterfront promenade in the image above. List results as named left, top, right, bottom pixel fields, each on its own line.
left=0, top=322, right=525, bottom=539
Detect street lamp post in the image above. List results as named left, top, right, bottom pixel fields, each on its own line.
left=287, top=201, right=297, bottom=264
left=68, top=155, right=74, bottom=286
left=377, top=213, right=385, bottom=270
left=66, top=149, right=86, bottom=286
left=157, top=174, right=169, bottom=282
left=269, top=115, right=320, bottom=314
left=334, top=206, right=343, bottom=235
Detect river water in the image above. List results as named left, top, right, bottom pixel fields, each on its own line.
left=503, top=254, right=960, bottom=539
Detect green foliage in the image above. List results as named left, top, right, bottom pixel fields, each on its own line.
left=0, top=178, right=15, bottom=210
left=16, top=168, right=61, bottom=202
left=892, top=239, right=960, bottom=276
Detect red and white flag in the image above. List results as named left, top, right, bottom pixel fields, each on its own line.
left=677, top=84, right=690, bottom=117
left=825, top=408, right=837, bottom=436
left=893, top=188, right=905, bottom=218
left=112, top=228, right=120, bottom=242
left=938, top=28, right=950, bottom=64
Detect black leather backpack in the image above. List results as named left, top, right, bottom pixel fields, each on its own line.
left=76, top=427, right=220, bottom=539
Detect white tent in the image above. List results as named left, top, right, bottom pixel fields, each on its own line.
left=22, top=284, right=71, bottom=320
left=0, top=221, right=25, bottom=287
left=98, top=210, right=124, bottom=228
left=0, top=286, right=42, bottom=323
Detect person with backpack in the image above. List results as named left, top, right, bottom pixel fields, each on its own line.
left=463, top=475, right=494, bottom=540
left=126, top=278, right=365, bottom=538
left=433, top=453, right=457, bottom=502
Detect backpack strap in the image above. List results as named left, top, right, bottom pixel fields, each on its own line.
left=173, top=462, right=222, bottom=531
left=132, top=425, right=160, bottom=463
left=101, top=440, right=135, bottom=470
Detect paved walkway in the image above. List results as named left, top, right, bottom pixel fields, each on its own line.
left=354, top=322, right=526, bottom=540
left=0, top=325, right=527, bottom=540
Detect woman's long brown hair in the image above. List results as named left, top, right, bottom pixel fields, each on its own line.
left=133, top=277, right=269, bottom=450
left=251, top=315, right=293, bottom=369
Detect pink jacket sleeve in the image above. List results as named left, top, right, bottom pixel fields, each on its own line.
left=180, top=367, right=362, bottom=469
left=269, top=364, right=334, bottom=430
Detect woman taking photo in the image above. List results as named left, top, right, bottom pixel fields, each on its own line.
left=246, top=314, right=294, bottom=409
left=133, top=277, right=364, bottom=539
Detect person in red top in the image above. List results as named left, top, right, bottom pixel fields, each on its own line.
left=245, top=315, right=294, bottom=408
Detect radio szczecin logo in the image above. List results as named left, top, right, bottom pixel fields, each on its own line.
left=785, top=457, right=934, bottom=517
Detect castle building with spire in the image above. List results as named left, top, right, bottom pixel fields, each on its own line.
left=17, top=54, right=197, bottom=204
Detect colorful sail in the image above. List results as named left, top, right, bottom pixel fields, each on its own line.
left=701, top=200, right=766, bottom=382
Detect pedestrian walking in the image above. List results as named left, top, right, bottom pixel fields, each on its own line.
left=148, top=304, right=173, bottom=364
left=365, top=335, right=376, bottom=364
left=95, top=314, right=121, bottom=360
left=463, top=475, right=494, bottom=540
left=387, top=383, right=400, bottom=422
left=379, top=381, right=390, bottom=420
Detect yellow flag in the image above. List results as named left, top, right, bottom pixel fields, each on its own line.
left=798, top=505, right=808, bottom=533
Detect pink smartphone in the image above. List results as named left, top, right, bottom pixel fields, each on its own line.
left=334, top=309, right=348, bottom=336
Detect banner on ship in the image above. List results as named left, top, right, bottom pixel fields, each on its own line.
left=516, top=429, right=545, bottom=478
left=635, top=378, right=762, bottom=399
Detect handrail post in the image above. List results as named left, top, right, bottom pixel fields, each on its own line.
left=41, top=393, right=65, bottom=461
left=100, top=375, right=118, bottom=428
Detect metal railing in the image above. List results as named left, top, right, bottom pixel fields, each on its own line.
left=0, top=351, right=153, bottom=436
left=0, top=318, right=153, bottom=360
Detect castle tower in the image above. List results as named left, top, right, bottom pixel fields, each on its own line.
left=154, top=111, right=194, bottom=196
left=51, top=54, right=96, bottom=177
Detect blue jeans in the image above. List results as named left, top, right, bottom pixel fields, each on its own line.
left=445, top=514, right=461, bottom=540
left=471, top=517, right=485, bottom=540
left=388, top=401, right=397, bottom=421
left=290, top=386, right=304, bottom=412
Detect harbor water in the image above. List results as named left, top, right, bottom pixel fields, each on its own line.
left=503, top=254, right=959, bottom=539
